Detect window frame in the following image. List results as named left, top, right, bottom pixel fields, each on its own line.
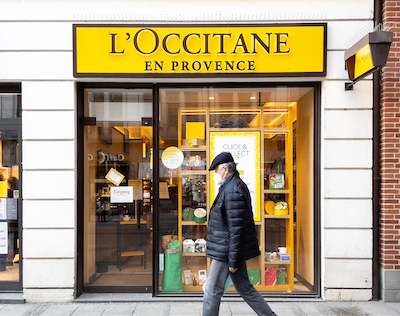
left=76, top=82, right=321, bottom=299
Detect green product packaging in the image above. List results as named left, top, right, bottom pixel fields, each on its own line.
left=162, top=240, right=183, bottom=292
left=276, top=267, right=286, bottom=285
left=182, top=207, right=194, bottom=221
left=269, top=174, right=285, bottom=190
left=193, top=208, right=207, bottom=223
left=247, top=269, right=260, bottom=285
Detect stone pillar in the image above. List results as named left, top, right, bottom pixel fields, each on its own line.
left=22, top=82, right=76, bottom=302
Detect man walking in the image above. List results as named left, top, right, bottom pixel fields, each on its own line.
left=203, top=152, right=277, bottom=316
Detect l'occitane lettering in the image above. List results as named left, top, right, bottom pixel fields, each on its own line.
left=110, top=29, right=291, bottom=56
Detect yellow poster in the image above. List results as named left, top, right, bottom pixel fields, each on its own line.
left=0, top=182, right=7, bottom=198
left=210, top=131, right=261, bottom=221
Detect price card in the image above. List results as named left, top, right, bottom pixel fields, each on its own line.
left=105, top=168, right=125, bottom=186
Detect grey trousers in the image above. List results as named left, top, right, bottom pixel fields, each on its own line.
left=202, top=259, right=277, bottom=316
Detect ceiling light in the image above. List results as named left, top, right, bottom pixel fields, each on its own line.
left=209, top=97, right=214, bottom=100
left=250, top=96, right=256, bottom=100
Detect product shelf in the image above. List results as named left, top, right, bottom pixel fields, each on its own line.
left=181, top=170, right=207, bottom=175
left=182, top=221, right=208, bottom=225
left=265, top=260, right=291, bottom=265
left=181, top=146, right=207, bottom=151
left=264, top=190, right=290, bottom=194
left=182, top=252, right=206, bottom=257
left=182, top=285, right=204, bottom=292
left=254, top=284, right=291, bottom=292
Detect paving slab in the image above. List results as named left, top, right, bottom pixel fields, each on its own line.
left=385, top=302, right=400, bottom=313
left=102, top=303, right=137, bottom=316
left=295, top=302, right=325, bottom=314
left=357, top=302, right=399, bottom=314
left=228, top=302, right=256, bottom=314
left=132, top=302, right=168, bottom=316
left=66, top=304, right=106, bottom=316
left=270, top=308, right=297, bottom=316
left=330, top=306, right=365, bottom=316
left=0, top=304, right=36, bottom=316
left=169, top=302, right=201, bottom=315
left=40, top=304, right=78, bottom=316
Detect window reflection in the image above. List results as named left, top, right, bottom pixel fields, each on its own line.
left=0, top=130, right=19, bottom=282
left=0, top=94, right=21, bottom=118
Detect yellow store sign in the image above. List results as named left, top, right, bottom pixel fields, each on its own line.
left=73, top=24, right=326, bottom=77
left=354, top=44, right=374, bottom=80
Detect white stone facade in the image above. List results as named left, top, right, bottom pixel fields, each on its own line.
left=0, top=0, right=375, bottom=302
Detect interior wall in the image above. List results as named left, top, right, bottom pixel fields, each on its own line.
left=295, top=89, right=314, bottom=285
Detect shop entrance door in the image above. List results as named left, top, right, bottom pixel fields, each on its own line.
left=81, top=88, right=153, bottom=292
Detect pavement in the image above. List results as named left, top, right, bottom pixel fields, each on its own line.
left=0, top=300, right=400, bottom=316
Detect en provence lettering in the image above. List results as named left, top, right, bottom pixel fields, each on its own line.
left=73, top=24, right=326, bottom=77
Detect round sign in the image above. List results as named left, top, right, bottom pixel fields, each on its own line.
left=162, top=146, right=184, bottom=169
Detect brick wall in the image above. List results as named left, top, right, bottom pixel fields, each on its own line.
left=381, top=1, right=400, bottom=271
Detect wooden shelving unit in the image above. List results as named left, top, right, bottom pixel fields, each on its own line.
left=176, top=106, right=295, bottom=292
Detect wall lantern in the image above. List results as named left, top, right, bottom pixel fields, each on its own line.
left=344, top=31, right=393, bottom=90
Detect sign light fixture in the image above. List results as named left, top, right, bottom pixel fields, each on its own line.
left=344, top=31, right=393, bottom=90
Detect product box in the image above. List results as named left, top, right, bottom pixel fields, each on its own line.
left=186, top=122, right=205, bottom=140
left=279, top=253, right=291, bottom=262
left=265, top=267, right=277, bottom=286
left=247, top=269, right=260, bottom=285
left=186, top=155, right=202, bottom=170
left=276, top=267, right=286, bottom=285
left=269, top=174, right=285, bottom=190
left=274, top=201, right=288, bottom=216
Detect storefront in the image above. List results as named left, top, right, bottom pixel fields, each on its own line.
left=1, top=0, right=377, bottom=303
left=74, top=24, right=324, bottom=297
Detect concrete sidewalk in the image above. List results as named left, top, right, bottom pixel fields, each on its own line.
left=0, top=301, right=399, bottom=316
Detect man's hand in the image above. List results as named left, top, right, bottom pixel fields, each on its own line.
left=229, top=267, right=238, bottom=273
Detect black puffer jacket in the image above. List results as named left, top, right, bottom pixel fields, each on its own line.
left=206, top=171, right=260, bottom=268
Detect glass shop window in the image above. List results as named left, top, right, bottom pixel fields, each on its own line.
left=158, top=86, right=316, bottom=294
left=0, top=89, right=21, bottom=287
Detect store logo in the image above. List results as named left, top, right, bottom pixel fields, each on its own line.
left=74, top=24, right=326, bottom=77
left=88, top=151, right=125, bottom=163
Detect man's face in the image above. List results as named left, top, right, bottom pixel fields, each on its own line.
left=215, top=165, right=228, bottom=181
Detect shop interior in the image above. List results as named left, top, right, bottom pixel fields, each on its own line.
left=83, top=89, right=154, bottom=288
left=0, top=93, right=21, bottom=285
left=158, top=86, right=315, bottom=294
left=0, top=132, right=19, bottom=283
